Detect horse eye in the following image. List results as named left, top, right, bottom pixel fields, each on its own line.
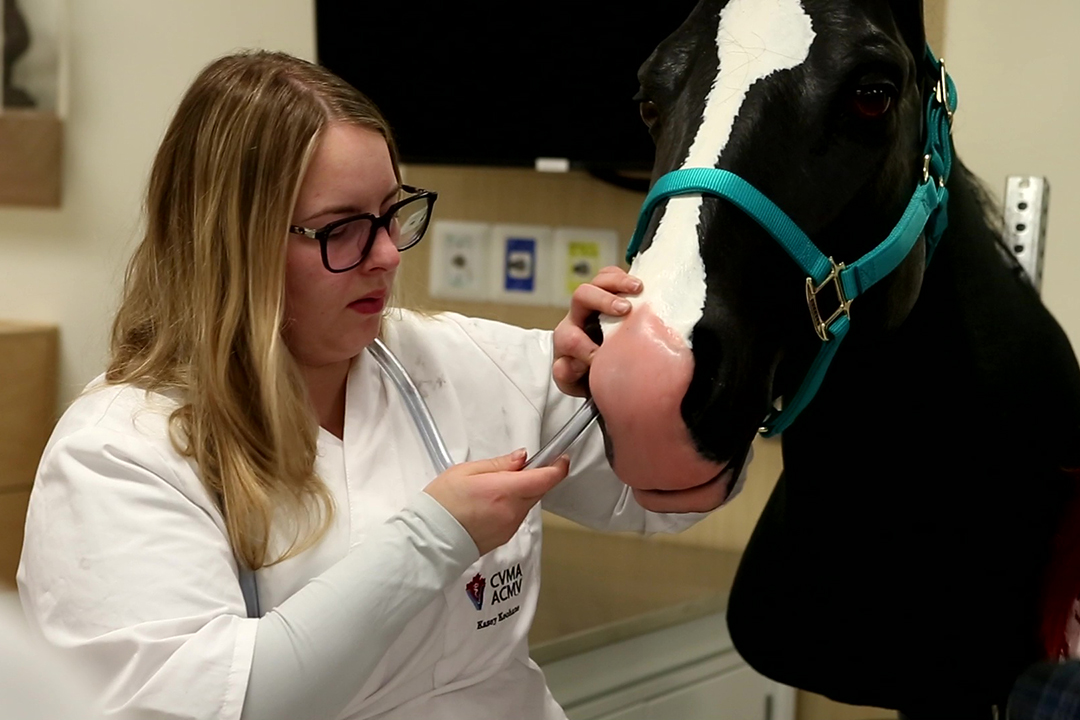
left=639, top=100, right=660, bottom=127
left=852, top=86, right=894, bottom=119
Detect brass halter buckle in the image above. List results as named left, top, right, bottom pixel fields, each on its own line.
left=935, top=57, right=954, bottom=125
left=805, top=258, right=852, bottom=342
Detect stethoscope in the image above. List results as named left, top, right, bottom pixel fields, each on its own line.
left=367, top=338, right=600, bottom=473
left=239, top=339, right=601, bottom=619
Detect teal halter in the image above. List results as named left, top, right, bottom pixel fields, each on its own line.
left=625, top=46, right=958, bottom=437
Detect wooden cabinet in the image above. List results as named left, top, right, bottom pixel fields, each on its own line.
left=0, top=322, right=58, bottom=586
left=540, top=613, right=795, bottom=720
left=597, top=665, right=779, bottom=720
left=534, top=514, right=897, bottom=720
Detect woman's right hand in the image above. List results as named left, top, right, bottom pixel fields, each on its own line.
left=424, top=450, right=569, bottom=556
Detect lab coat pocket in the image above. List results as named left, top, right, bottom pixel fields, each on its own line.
left=433, top=506, right=541, bottom=687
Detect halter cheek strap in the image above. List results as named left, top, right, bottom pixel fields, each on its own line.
left=624, top=47, right=958, bottom=437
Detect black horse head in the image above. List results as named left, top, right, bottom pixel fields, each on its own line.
left=597, top=1, right=1080, bottom=713
left=592, top=0, right=941, bottom=506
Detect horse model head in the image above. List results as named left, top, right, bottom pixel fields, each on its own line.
left=590, top=0, right=942, bottom=510
left=593, top=1, right=1080, bottom=711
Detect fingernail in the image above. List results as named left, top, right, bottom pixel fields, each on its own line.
left=629, top=277, right=643, bottom=291
left=511, top=448, right=527, bottom=461
left=613, top=299, right=632, bottom=314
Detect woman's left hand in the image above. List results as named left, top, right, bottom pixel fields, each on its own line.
left=552, top=266, right=642, bottom=397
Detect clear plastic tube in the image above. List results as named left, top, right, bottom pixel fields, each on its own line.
left=523, top=397, right=598, bottom=468
left=367, top=338, right=599, bottom=473
left=368, top=338, right=455, bottom=473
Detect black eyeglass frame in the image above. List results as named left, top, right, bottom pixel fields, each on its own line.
left=288, top=184, right=438, bottom=273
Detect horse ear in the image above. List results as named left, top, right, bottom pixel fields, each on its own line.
left=888, top=0, right=927, bottom=66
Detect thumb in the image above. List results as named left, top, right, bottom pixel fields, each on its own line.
left=514, top=455, right=571, bottom=500
left=460, top=448, right=528, bottom=476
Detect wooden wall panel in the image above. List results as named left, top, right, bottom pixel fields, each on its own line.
left=0, top=322, right=57, bottom=590
left=398, top=164, right=643, bottom=330
left=0, top=488, right=31, bottom=588
left=0, top=323, right=59, bottom=490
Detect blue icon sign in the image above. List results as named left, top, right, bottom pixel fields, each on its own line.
left=504, top=237, right=536, bottom=292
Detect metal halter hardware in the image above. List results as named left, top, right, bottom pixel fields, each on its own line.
left=806, top=259, right=851, bottom=342
left=935, top=59, right=954, bottom=125
left=624, top=46, right=959, bottom=437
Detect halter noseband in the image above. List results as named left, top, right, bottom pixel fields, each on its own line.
left=625, top=46, right=958, bottom=437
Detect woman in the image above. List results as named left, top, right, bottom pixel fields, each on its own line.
left=17, top=51, right=725, bottom=720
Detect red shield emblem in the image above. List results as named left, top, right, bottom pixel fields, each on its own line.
left=466, top=573, right=485, bottom=610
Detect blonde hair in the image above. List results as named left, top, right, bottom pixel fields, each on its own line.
left=108, top=51, right=400, bottom=570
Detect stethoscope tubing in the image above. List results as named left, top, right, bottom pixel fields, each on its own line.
left=368, top=338, right=599, bottom=474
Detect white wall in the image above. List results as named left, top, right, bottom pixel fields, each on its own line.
left=943, top=0, right=1080, bottom=350
left=0, top=0, right=315, bottom=405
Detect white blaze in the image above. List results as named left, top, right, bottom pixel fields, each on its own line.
left=604, top=0, right=815, bottom=346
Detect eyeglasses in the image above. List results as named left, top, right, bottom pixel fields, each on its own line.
left=288, top=185, right=438, bottom=273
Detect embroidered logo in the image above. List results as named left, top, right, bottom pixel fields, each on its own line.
left=490, top=563, right=523, bottom=604
left=465, top=573, right=486, bottom=610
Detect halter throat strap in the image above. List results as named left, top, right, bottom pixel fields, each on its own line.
left=624, top=46, right=958, bottom=437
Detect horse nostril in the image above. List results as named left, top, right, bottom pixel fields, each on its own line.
left=584, top=311, right=604, bottom=346
left=639, top=100, right=660, bottom=127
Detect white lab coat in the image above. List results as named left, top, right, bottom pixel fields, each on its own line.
left=0, top=593, right=102, bottom=720
left=18, top=310, right=710, bottom=720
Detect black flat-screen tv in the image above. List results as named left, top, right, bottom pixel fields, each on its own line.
left=315, top=1, right=698, bottom=174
